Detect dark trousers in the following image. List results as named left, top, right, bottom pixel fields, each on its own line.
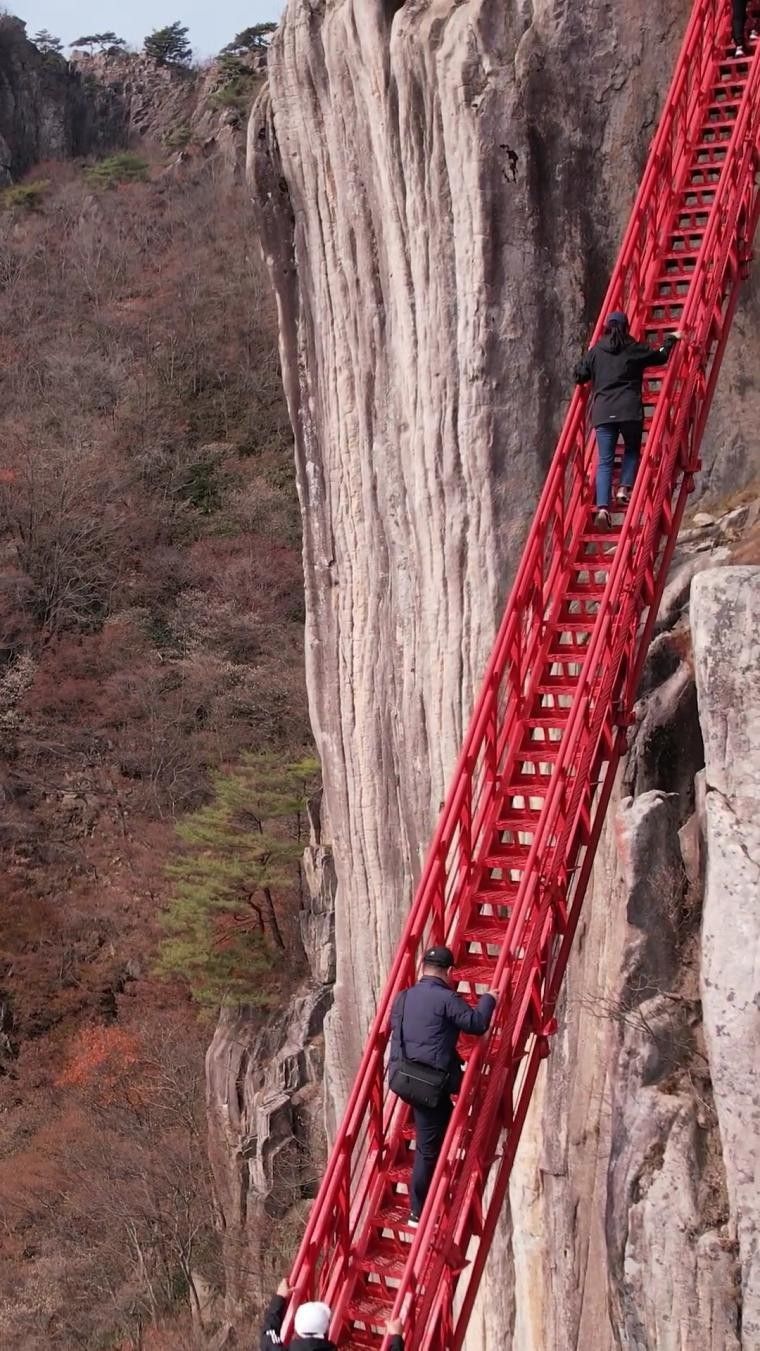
left=733, top=0, right=747, bottom=44
left=594, top=420, right=643, bottom=507
left=411, top=1097, right=453, bottom=1217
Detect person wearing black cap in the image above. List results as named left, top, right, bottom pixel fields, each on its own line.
left=389, top=946, right=497, bottom=1225
left=574, top=312, right=682, bottom=530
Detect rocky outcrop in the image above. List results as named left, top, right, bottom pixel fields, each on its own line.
left=0, top=19, right=264, bottom=187
left=0, top=15, right=126, bottom=183
left=693, top=567, right=760, bottom=1346
left=70, top=50, right=267, bottom=179
left=206, top=984, right=330, bottom=1323
left=70, top=50, right=198, bottom=147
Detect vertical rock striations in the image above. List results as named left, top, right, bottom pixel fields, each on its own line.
left=252, top=0, right=692, bottom=1126
left=693, top=567, right=760, bottom=1345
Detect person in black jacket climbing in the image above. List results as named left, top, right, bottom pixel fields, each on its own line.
left=389, top=946, right=497, bottom=1225
left=574, top=311, right=682, bottom=530
left=260, top=1280, right=404, bottom=1349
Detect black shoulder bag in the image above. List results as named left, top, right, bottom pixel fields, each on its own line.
left=389, top=990, right=450, bottom=1110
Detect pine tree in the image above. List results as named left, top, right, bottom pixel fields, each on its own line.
left=72, top=32, right=126, bottom=53
left=34, top=29, right=63, bottom=55
left=223, top=23, right=277, bottom=54
left=143, top=21, right=192, bottom=67
left=157, top=753, right=320, bottom=1006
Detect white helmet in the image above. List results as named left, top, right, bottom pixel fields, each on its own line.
left=294, top=1301, right=331, bottom=1338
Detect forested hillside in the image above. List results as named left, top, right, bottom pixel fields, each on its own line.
left=0, top=144, right=309, bottom=1346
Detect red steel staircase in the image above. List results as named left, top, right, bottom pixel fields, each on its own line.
left=279, top=2, right=760, bottom=1346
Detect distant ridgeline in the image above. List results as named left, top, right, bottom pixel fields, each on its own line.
left=0, top=13, right=273, bottom=185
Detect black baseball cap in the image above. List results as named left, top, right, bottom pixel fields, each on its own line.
left=423, top=945, right=455, bottom=969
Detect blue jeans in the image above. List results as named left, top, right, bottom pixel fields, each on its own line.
left=594, top=420, right=643, bottom=508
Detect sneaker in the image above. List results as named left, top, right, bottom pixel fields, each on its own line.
left=407, top=1213, right=420, bottom=1228
left=615, top=486, right=632, bottom=505
left=750, top=29, right=758, bottom=40
left=594, top=508, right=612, bottom=531
left=734, top=44, right=746, bottom=57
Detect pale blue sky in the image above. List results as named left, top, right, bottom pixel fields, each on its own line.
left=15, top=0, right=284, bottom=58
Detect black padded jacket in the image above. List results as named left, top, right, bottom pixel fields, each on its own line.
left=574, top=333, right=677, bottom=426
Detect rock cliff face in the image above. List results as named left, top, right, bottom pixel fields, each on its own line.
left=694, top=567, right=760, bottom=1345
left=251, top=0, right=760, bottom=1120
left=241, top=0, right=760, bottom=1343
left=252, top=0, right=680, bottom=1127
left=0, top=16, right=125, bottom=182
left=71, top=50, right=267, bottom=179
left=0, top=18, right=263, bottom=188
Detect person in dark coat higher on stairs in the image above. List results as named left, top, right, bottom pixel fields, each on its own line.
left=389, top=946, right=497, bottom=1225
left=732, top=0, right=758, bottom=57
left=260, top=1280, right=404, bottom=1349
left=574, top=311, right=682, bottom=532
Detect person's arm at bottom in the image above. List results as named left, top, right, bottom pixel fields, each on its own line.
left=261, top=1281, right=291, bottom=1346
left=385, top=1317, right=404, bottom=1350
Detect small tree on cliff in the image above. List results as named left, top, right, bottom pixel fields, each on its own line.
left=157, top=752, right=319, bottom=1006
left=223, top=22, right=277, bottom=54
left=34, top=28, right=63, bottom=55
left=72, top=32, right=127, bottom=53
left=143, top=20, right=192, bottom=67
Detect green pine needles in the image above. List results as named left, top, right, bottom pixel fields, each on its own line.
left=158, top=752, right=320, bottom=1007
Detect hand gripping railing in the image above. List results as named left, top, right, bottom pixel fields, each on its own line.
left=280, top=0, right=760, bottom=1344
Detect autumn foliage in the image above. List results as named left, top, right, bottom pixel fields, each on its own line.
left=58, top=1024, right=142, bottom=1102
left=0, top=143, right=311, bottom=1344
left=0, top=1022, right=221, bottom=1348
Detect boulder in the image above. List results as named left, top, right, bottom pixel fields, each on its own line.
left=655, top=546, right=730, bottom=635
